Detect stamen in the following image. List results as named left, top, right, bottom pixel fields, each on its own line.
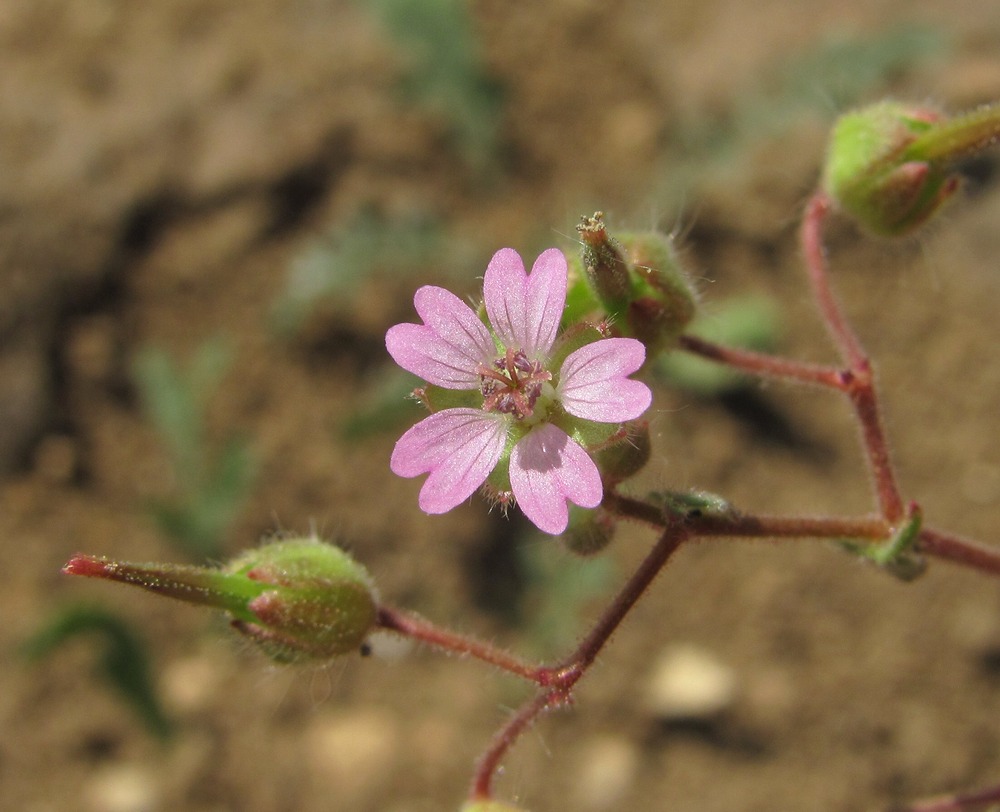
left=479, top=348, right=552, bottom=419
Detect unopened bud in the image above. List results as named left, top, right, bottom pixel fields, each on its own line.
left=577, top=212, right=632, bottom=314
left=621, top=231, right=697, bottom=343
left=562, top=505, right=617, bottom=556
left=592, top=420, right=651, bottom=485
left=64, top=537, right=378, bottom=663
left=822, top=100, right=1000, bottom=236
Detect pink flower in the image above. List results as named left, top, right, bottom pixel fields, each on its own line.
left=386, top=248, right=652, bottom=534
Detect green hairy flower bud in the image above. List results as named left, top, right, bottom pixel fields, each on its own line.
left=573, top=214, right=697, bottom=354
left=619, top=230, right=697, bottom=351
left=562, top=505, right=617, bottom=556
left=592, top=419, right=651, bottom=486
left=576, top=212, right=632, bottom=314
left=63, top=536, right=378, bottom=663
left=823, top=100, right=1000, bottom=236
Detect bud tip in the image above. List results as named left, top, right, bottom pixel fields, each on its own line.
left=63, top=554, right=113, bottom=579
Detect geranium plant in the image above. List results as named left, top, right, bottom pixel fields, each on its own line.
left=65, top=99, right=1000, bottom=811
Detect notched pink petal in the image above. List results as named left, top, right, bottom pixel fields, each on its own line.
left=390, top=409, right=506, bottom=514
left=483, top=248, right=526, bottom=350
left=557, top=337, right=652, bottom=422
left=523, top=248, right=568, bottom=357
left=413, top=287, right=495, bottom=359
left=509, top=423, right=603, bottom=535
left=484, top=248, right=567, bottom=358
left=386, top=285, right=495, bottom=388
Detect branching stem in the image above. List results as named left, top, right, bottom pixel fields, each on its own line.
left=383, top=190, right=1000, bottom=805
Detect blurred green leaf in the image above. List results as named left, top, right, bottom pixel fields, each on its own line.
left=360, top=0, right=504, bottom=171
left=517, top=542, right=615, bottom=655
left=23, top=605, right=172, bottom=741
left=340, top=367, right=424, bottom=442
left=273, top=207, right=446, bottom=335
left=134, top=340, right=255, bottom=560
left=659, top=295, right=781, bottom=395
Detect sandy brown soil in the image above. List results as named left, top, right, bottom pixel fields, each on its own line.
left=3, top=2, right=1000, bottom=811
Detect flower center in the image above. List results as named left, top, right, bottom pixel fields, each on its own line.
left=479, top=348, right=552, bottom=420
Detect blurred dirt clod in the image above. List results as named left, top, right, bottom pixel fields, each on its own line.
left=570, top=734, right=641, bottom=811
left=643, top=643, right=737, bottom=720
left=85, top=763, right=160, bottom=812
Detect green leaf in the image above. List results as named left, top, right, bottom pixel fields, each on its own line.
left=660, top=296, right=781, bottom=395
left=23, top=605, right=173, bottom=740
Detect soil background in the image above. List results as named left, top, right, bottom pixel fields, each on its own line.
left=3, top=2, right=1000, bottom=811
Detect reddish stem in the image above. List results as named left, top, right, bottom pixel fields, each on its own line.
left=801, top=191, right=905, bottom=522
left=917, top=526, right=1000, bottom=577
left=606, top=494, right=1000, bottom=577
left=469, top=691, right=551, bottom=800
left=606, top=492, right=891, bottom=540
left=375, top=605, right=540, bottom=682
left=801, top=192, right=868, bottom=368
left=678, top=334, right=846, bottom=389
left=470, top=521, right=689, bottom=799
left=887, top=781, right=1000, bottom=812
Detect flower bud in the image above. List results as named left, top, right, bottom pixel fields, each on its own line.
left=592, top=420, right=651, bottom=486
left=575, top=217, right=697, bottom=354
left=576, top=212, right=632, bottom=314
left=650, top=489, right=734, bottom=522
left=562, top=505, right=617, bottom=556
left=619, top=230, right=697, bottom=351
left=64, top=537, right=378, bottom=664
left=820, top=100, right=1000, bottom=236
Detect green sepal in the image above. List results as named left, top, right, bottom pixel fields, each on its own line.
left=547, top=321, right=606, bottom=375
left=838, top=505, right=927, bottom=581
left=648, top=489, right=735, bottom=522
left=419, top=384, right=481, bottom=413
left=564, top=254, right=602, bottom=326
left=618, top=230, right=697, bottom=352
left=557, top=412, right=620, bottom=452
left=562, top=505, right=617, bottom=556
left=591, top=420, right=651, bottom=485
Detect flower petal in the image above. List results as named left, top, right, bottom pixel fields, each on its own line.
left=557, top=337, right=652, bottom=422
left=385, top=286, right=496, bottom=388
left=483, top=248, right=567, bottom=358
left=390, top=408, right=507, bottom=514
left=509, top=423, right=603, bottom=535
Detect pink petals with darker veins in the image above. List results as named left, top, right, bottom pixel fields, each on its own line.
left=557, top=338, right=651, bottom=422
left=509, top=423, right=603, bottom=534
left=385, top=286, right=495, bottom=389
left=390, top=409, right=507, bottom=515
left=484, top=248, right=566, bottom=359
left=386, top=247, right=653, bottom=535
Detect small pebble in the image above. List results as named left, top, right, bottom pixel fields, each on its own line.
left=85, top=764, right=158, bottom=812
left=305, top=707, right=399, bottom=803
left=161, top=654, right=221, bottom=714
left=571, top=735, right=640, bottom=811
left=644, top=643, right=737, bottom=720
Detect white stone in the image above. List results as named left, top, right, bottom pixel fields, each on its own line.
left=571, top=735, right=640, bottom=811
left=644, top=643, right=737, bottom=720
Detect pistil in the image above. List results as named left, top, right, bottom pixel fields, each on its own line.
left=479, top=348, right=551, bottom=419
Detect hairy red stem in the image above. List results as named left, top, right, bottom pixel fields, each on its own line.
left=470, top=522, right=689, bottom=799
left=678, top=334, right=846, bottom=389
left=375, top=605, right=540, bottom=682
left=802, top=191, right=905, bottom=522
